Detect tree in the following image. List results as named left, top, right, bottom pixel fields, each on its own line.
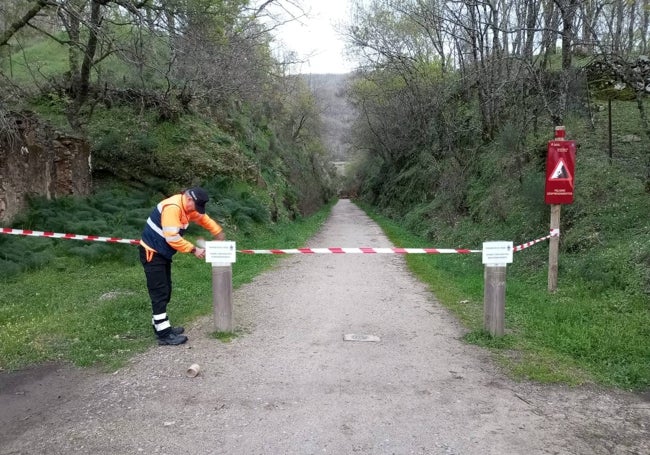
left=344, top=0, right=624, bottom=216
left=0, top=0, right=290, bottom=130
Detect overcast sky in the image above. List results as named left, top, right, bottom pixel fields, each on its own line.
left=263, top=0, right=356, bottom=74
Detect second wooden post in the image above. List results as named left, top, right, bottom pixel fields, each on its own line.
left=548, top=204, right=561, bottom=292
left=212, top=264, right=233, bottom=332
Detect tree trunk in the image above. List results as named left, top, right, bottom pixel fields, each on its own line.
left=634, top=92, right=650, bottom=192
left=643, top=0, right=650, bottom=54
left=554, top=0, right=578, bottom=124
left=63, top=0, right=103, bottom=131
left=580, top=0, right=596, bottom=54
left=614, top=0, right=624, bottom=53
left=627, top=1, right=637, bottom=53
left=523, top=0, right=538, bottom=62
left=541, top=0, right=558, bottom=69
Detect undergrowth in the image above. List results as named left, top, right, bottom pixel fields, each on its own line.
left=361, top=204, right=650, bottom=391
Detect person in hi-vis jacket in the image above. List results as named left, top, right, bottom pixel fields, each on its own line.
left=139, top=187, right=225, bottom=345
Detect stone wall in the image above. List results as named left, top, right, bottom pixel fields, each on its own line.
left=0, top=112, right=91, bottom=223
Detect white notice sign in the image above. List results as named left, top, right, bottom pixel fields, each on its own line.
left=205, top=241, right=237, bottom=264
left=482, top=241, right=513, bottom=266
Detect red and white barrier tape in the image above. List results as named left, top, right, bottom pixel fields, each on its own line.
left=238, top=247, right=480, bottom=254
left=1, top=228, right=140, bottom=245
left=1, top=227, right=559, bottom=254
left=514, top=229, right=559, bottom=252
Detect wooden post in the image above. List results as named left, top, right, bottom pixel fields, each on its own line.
left=484, top=265, right=506, bottom=336
left=212, top=264, right=233, bottom=332
left=548, top=204, right=561, bottom=292
left=482, top=241, right=512, bottom=337
left=608, top=99, right=613, bottom=163
left=205, top=241, right=236, bottom=333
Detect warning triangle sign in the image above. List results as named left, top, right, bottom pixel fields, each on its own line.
left=550, top=159, right=571, bottom=180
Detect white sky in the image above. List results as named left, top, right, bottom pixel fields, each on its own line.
left=263, top=0, right=356, bottom=74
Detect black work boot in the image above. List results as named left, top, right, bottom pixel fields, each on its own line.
left=157, top=332, right=188, bottom=346
left=152, top=326, right=185, bottom=336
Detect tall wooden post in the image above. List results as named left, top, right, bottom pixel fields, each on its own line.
left=212, top=264, right=233, bottom=332
left=545, top=125, right=574, bottom=293
left=608, top=99, right=613, bottom=163
left=548, top=204, right=561, bottom=292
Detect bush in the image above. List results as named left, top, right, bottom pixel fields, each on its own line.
left=1, top=187, right=152, bottom=279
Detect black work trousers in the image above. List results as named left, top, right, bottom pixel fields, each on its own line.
left=139, top=246, right=173, bottom=337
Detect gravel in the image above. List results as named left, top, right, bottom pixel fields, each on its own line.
left=1, top=199, right=648, bottom=454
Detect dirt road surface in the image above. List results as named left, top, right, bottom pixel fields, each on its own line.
left=1, top=200, right=648, bottom=454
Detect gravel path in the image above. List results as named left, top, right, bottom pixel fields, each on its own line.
left=1, top=199, right=648, bottom=454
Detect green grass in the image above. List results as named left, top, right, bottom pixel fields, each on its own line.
left=211, top=330, right=242, bottom=342
left=362, top=205, right=650, bottom=391
left=1, top=38, right=70, bottom=84
left=0, top=201, right=334, bottom=372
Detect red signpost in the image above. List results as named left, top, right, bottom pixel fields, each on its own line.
left=545, top=126, right=576, bottom=292
left=545, top=130, right=576, bottom=204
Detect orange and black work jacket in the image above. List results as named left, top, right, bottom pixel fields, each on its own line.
left=140, top=194, right=223, bottom=260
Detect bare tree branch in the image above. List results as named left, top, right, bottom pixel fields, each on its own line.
left=0, top=0, right=52, bottom=47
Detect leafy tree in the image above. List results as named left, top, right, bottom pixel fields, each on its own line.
left=344, top=0, right=650, bottom=221
left=0, top=0, right=336, bottom=219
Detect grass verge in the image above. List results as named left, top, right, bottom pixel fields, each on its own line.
left=0, top=201, right=334, bottom=372
left=361, top=204, right=650, bottom=391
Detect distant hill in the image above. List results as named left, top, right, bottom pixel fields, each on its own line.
left=302, top=73, right=356, bottom=161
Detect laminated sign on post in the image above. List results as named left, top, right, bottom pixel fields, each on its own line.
left=482, top=241, right=513, bottom=266
left=205, top=241, right=237, bottom=265
left=545, top=138, right=576, bottom=204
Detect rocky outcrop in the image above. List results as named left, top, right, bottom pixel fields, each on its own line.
left=0, top=111, right=91, bottom=223
left=585, top=55, right=650, bottom=97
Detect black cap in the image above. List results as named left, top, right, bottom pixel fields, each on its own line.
left=187, top=187, right=209, bottom=214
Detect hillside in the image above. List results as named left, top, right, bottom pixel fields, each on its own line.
left=303, top=73, right=356, bottom=161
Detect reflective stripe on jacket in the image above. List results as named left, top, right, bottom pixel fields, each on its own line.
left=140, top=194, right=223, bottom=260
